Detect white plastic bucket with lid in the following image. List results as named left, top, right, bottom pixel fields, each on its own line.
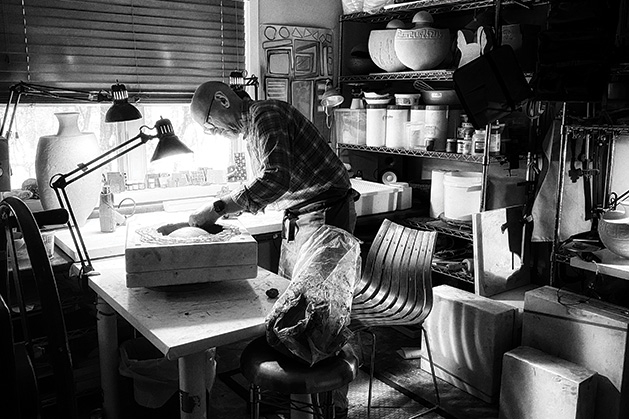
left=443, top=171, right=482, bottom=221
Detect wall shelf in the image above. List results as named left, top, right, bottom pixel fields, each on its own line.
left=340, top=0, right=541, bottom=23
left=340, top=69, right=453, bottom=83
left=337, top=142, right=513, bottom=164
left=406, top=217, right=473, bottom=240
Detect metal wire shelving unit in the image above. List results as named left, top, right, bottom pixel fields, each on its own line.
left=340, top=0, right=541, bottom=23
left=337, top=0, right=546, bottom=287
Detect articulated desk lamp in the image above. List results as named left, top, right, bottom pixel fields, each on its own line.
left=0, top=81, right=193, bottom=278
left=50, top=116, right=193, bottom=278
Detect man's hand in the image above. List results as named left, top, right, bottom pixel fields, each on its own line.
left=189, top=202, right=221, bottom=228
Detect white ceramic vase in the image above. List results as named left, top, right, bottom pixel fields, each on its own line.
left=35, top=112, right=102, bottom=227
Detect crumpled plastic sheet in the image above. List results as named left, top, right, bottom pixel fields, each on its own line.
left=266, top=224, right=361, bottom=366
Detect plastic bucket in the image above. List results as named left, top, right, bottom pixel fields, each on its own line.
left=443, top=172, right=482, bottom=221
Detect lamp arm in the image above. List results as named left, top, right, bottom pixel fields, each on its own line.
left=0, top=85, right=24, bottom=139
left=48, top=127, right=155, bottom=278
left=2, top=81, right=111, bottom=138
left=50, top=130, right=153, bottom=190
left=53, top=185, right=94, bottom=276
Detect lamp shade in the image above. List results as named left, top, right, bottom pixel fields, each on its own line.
left=321, top=81, right=344, bottom=110
left=105, top=83, right=142, bottom=123
left=150, top=118, right=193, bottom=162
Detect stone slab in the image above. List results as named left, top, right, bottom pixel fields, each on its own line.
left=522, top=286, right=629, bottom=419
left=420, top=285, right=517, bottom=403
left=125, top=215, right=257, bottom=288
left=499, top=346, right=597, bottom=419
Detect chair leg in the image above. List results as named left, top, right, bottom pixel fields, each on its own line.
left=407, top=327, right=441, bottom=419
left=421, top=326, right=440, bottom=406
left=366, top=329, right=376, bottom=419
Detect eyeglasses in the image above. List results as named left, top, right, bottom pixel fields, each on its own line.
left=203, top=95, right=217, bottom=134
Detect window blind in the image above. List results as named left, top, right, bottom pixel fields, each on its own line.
left=0, top=0, right=245, bottom=103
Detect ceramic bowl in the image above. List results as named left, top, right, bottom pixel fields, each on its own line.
left=347, top=44, right=380, bottom=75
left=368, top=19, right=409, bottom=73
left=364, top=91, right=390, bottom=99
left=394, top=26, right=451, bottom=71
left=598, top=208, right=629, bottom=259
left=364, top=97, right=392, bottom=105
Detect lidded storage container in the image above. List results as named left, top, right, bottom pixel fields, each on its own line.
left=334, top=109, right=366, bottom=145
left=385, top=105, right=408, bottom=149
left=424, top=105, right=448, bottom=151
left=443, top=171, right=482, bottom=221
left=366, top=104, right=387, bottom=147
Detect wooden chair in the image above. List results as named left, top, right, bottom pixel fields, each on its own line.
left=0, top=196, right=77, bottom=418
left=351, top=218, right=439, bottom=418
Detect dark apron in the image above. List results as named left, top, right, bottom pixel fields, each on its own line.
left=278, top=188, right=359, bottom=280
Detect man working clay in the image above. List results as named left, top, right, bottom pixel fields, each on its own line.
left=189, top=81, right=358, bottom=417
left=189, top=81, right=358, bottom=278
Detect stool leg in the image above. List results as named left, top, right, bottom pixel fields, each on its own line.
left=249, top=384, right=260, bottom=419
left=291, top=394, right=314, bottom=418
left=320, top=391, right=334, bottom=419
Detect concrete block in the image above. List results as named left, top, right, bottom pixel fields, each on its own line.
left=420, top=285, right=517, bottom=402
left=499, top=346, right=597, bottom=419
left=522, top=286, right=629, bottom=419
left=491, top=284, right=540, bottom=347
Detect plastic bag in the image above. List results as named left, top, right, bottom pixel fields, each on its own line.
left=342, top=0, right=364, bottom=14
left=362, top=0, right=394, bottom=14
left=119, top=337, right=216, bottom=408
left=266, top=224, right=361, bottom=366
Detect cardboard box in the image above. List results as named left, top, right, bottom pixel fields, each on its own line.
left=420, top=285, right=517, bottom=403
left=522, top=286, right=629, bottom=419
left=500, top=346, right=597, bottom=419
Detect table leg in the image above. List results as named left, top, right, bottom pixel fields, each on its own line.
left=96, top=296, right=120, bottom=419
left=179, top=351, right=207, bottom=419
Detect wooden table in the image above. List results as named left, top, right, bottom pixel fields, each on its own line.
left=89, top=256, right=289, bottom=419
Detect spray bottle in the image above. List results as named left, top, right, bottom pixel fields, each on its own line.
left=99, top=183, right=116, bottom=232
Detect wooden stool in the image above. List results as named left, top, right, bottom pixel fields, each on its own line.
left=240, top=336, right=359, bottom=419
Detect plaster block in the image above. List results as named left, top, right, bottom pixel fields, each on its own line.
left=499, top=346, right=597, bottom=419
left=522, top=286, right=629, bottom=419
left=420, top=285, right=517, bottom=402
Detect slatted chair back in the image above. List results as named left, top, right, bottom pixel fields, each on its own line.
left=350, top=219, right=440, bottom=418
left=352, top=219, right=437, bottom=326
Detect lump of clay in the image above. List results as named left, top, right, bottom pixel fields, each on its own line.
left=168, top=226, right=212, bottom=238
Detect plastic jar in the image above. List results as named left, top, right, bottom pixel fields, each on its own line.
left=409, top=105, right=426, bottom=125
left=406, top=105, right=426, bottom=149
left=472, top=129, right=486, bottom=156
left=385, top=105, right=409, bottom=149
left=365, top=104, right=387, bottom=147
left=446, top=138, right=458, bottom=153
left=424, top=105, right=448, bottom=151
